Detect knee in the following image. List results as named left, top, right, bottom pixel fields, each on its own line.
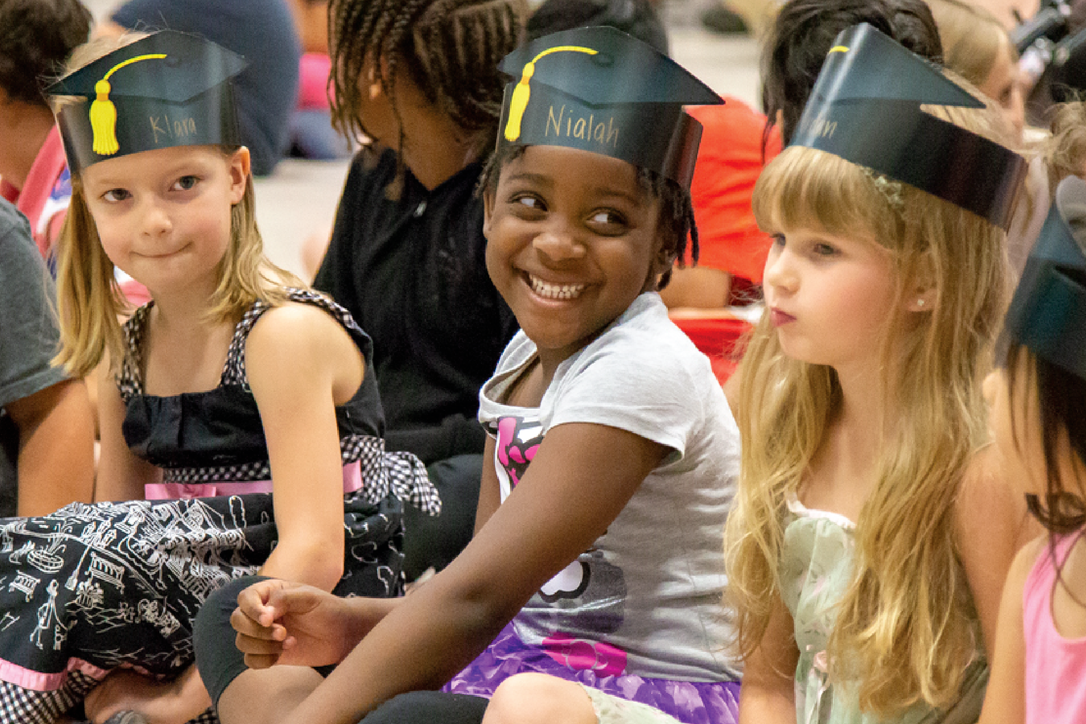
left=483, top=674, right=596, bottom=724
left=193, top=575, right=267, bottom=704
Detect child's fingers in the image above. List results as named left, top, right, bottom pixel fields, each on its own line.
left=230, top=606, right=286, bottom=641
left=242, top=651, right=281, bottom=670
left=235, top=630, right=288, bottom=658
left=235, top=579, right=285, bottom=620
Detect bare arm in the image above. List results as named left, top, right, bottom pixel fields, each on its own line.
left=95, top=358, right=161, bottom=502
left=658, top=266, right=732, bottom=310
left=6, top=378, right=95, bottom=515
left=230, top=428, right=506, bottom=669
left=738, top=592, right=799, bottom=724
left=977, top=537, right=1041, bottom=724
left=955, top=444, right=1038, bottom=653
left=246, top=303, right=365, bottom=591
left=246, top=421, right=667, bottom=724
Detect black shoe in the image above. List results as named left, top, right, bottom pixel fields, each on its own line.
left=701, top=4, right=748, bottom=34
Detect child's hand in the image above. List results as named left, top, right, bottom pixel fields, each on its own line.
left=230, top=579, right=357, bottom=669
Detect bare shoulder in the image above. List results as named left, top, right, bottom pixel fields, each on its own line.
left=1014, top=535, right=1047, bottom=574
left=955, top=444, right=1029, bottom=538
left=246, top=300, right=359, bottom=362
left=245, top=300, right=364, bottom=401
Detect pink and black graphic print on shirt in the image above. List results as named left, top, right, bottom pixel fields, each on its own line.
left=491, top=414, right=630, bottom=675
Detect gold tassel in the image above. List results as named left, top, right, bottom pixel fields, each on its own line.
left=504, top=62, right=535, bottom=142
left=90, top=80, right=119, bottom=156
left=87, top=53, right=168, bottom=156
left=503, top=46, right=598, bottom=143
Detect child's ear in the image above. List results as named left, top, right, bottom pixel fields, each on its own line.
left=905, top=250, right=936, bottom=312
left=228, top=147, right=251, bottom=205
left=482, top=189, right=495, bottom=240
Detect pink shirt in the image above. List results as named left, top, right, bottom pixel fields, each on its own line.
left=0, top=126, right=70, bottom=258
left=1024, top=533, right=1086, bottom=724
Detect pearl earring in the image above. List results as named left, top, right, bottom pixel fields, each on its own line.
left=917, top=298, right=926, bottom=307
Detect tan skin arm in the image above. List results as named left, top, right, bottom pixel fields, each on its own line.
left=658, top=266, right=732, bottom=310
left=6, top=378, right=95, bottom=515
left=738, top=592, right=799, bottom=724
left=977, top=537, right=1040, bottom=724
left=245, top=302, right=365, bottom=591
left=224, top=423, right=667, bottom=724
left=954, top=444, right=1038, bottom=653
left=225, top=430, right=508, bottom=672
left=95, top=356, right=161, bottom=502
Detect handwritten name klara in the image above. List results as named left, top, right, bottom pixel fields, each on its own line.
left=149, top=114, right=197, bottom=144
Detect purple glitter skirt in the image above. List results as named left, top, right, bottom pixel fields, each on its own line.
left=442, top=622, right=740, bottom=724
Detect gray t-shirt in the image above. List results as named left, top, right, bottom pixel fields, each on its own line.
left=478, top=292, right=740, bottom=681
left=0, top=199, right=67, bottom=515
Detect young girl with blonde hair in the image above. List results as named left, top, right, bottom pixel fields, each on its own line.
left=0, top=31, right=435, bottom=724
left=725, top=23, right=1033, bottom=724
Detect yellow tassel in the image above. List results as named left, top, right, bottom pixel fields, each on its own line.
left=504, top=62, right=534, bottom=142
left=86, top=53, right=168, bottom=156
left=503, top=45, right=598, bottom=143
left=90, top=79, right=119, bottom=156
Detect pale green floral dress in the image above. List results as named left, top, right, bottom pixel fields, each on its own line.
left=779, top=496, right=988, bottom=724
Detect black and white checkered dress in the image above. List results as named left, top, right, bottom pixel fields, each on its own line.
left=0, top=289, right=439, bottom=724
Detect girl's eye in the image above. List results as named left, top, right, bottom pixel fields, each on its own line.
left=587, top=209, right=628, bottom=234
left=102, top=189, right=131, bottom=203
left=511, top=194, right=546, bottom=213
left=771, top=233, right=785, bottom=247
left=811, top=242, right=838, bottom=257
left=172, top=175, right=200, bottom=191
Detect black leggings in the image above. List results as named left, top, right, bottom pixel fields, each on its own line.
left=360, top=692, right=488, bottom=724
left=193, top=577, right=489, bottom=723
left=193, top=576, right=270, bottom=708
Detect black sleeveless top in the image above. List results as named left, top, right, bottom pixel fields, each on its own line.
left=117, top=288, right=385, bottom=485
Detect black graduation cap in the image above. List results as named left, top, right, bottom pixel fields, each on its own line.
left=497, top=26, right=722, bottom=188
left=1003, top=175, right=1086, bottom=380
left=46, top=30, right=246, bottom=174
left=791, top=23, right=1026, bottom=229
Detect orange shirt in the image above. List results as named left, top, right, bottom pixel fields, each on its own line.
left=686, top=99, right=782, bottom=284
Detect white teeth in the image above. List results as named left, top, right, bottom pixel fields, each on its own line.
left=528, top=274, right=586, bottom=300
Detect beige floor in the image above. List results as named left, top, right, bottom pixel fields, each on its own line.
left=82, top=0, right=762, bottom=277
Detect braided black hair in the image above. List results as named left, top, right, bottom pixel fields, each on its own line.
left=478, top=144, right=698, bottom=290
left=327, top=0, right=526, bottom=155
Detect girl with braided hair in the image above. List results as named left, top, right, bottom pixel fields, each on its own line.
left=194, top=24, right=741, bottom=724
left=311, top=0, right=525, bottom=584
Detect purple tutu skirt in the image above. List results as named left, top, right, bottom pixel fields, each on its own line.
left=442, top=622, right=740, bottom=724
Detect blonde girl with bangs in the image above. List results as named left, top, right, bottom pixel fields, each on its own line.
left=724, top=25, right=1034, bottom=724
left=0, top=31, right=435, bottom=724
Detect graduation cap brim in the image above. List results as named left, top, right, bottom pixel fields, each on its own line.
left=790, top=23, right=1025, bottom=229
left=496, top=26, right=722, bottom=188
left=46, top=30, right=246, bottom=173
left=1003, top=175, right=1086, bottom=380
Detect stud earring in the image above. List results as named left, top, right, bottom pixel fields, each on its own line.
left=917, top=298, right=926, bottom=307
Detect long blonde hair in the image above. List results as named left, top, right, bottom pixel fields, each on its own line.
left=724, top=108, right=1011, bottom=714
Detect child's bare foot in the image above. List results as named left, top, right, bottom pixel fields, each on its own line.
left=83, top=666, right=211, bottom=724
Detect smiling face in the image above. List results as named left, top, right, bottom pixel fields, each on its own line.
left=484, top=145, right=668, bottom=367
left=761, top=225, right=900, bottom=371
left=80, top=145, right=248, bottom=297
